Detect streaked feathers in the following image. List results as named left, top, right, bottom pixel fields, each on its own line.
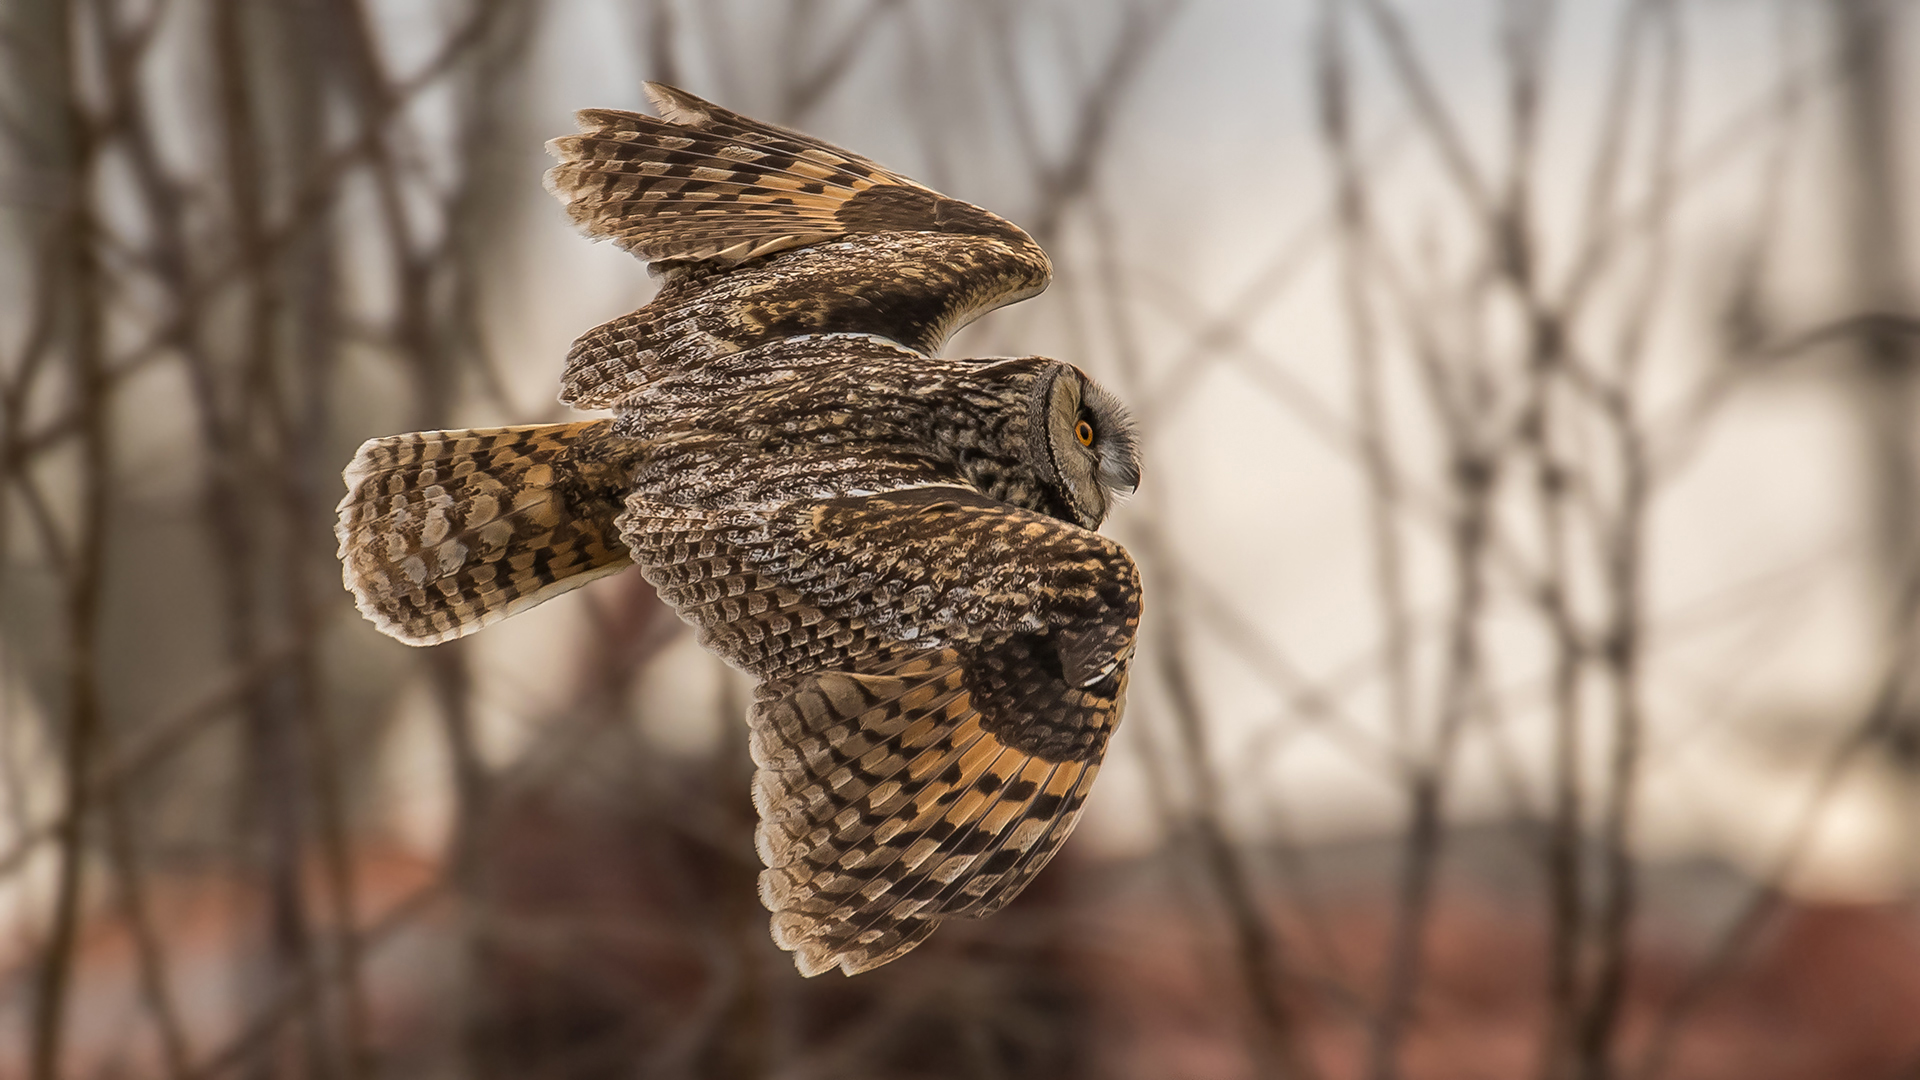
left=546, top=83, right=1052, bottom=409
left=336, top=422, right=640, bottom=645
left=545, top=81, right=1016, bottom=267
left=750, top=651, right=1109, bottom=975
left=619, top=488, right=1136, bottom=975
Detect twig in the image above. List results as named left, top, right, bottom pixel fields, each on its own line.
left=1367, top=446, right=1496, bottom=1080
left=0, top=638, right=309, bottom=881
left=1631, top=587, right=1920, bottom=1080
left=30, top=6, right=107, bottom=1074
left=1571, top=9, right=1680, bottom=1075
left=1353, top=0, right=1496, bottom=226
left=639, top=0, right=682, bottom=87
left=1317, top=0, right=1418, bottom=770
left=1082, top=188, right=1320, bottom=1079
left=783, top=0, right=908, bottom=123
left=990, top=0, right=1183, bottom=245
left=102, top=754, right=195, bottom=1078
left=180, top=880, right=448, bottom=1080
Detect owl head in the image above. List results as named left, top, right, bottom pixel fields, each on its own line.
left=1028, top=363, right=1140, bottom=529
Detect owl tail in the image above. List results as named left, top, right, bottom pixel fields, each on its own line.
left=335, top=421, right=640, bottom=646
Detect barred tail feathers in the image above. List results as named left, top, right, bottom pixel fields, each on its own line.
left=336, top=421, right=638, bottom=645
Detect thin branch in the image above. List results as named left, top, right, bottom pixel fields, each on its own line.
left=30, top=6, right=107, bottom=1074
left=783, top=0, right=907, bottom=123
left=1632, top=591, right=1920, bottom=1080
left=1318, top=0, right=1418, bottom=772
left=1353, top=0, right=1496, bottom=225
left=1572, top=9, right=1680, bottom=1074
left=1083, top=189, right=1321, bottom=1080
left=0, top=638, right=309, bottom=881
left=180, top=880, right=448, bottom=1080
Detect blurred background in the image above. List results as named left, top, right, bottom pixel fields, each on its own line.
left=4, top=0, right=1920, bottom=1077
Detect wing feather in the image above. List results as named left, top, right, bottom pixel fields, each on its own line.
left=546, top=86, right=1023, bottom=267
left=618, top=488, right=1139, bottom=975
left=545, top=83, right=1053, bottom=408
left=753, top=652, right=1118, bottom=977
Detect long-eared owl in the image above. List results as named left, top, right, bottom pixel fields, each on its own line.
left=335, top=83, right=1143, bottom=976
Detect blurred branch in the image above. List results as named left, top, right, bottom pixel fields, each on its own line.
left=1322, top=11, right=1512, bottom=1078
left=27, top=7, right=108, bottom=1080
left=1558, top=0, right=1662, bottom=318
left=0, top=638, right=309, bottom=880
left=203, top=3, right=328, bottom=1073
left=1760, top=312, right=1920, bottom=355
left=103, top=749, right=194, bottom=1079
left=640, top=0, right=683, bottom=86
left=1563, top=33, right=1846, bottom=318
left=1153, top=625, right=1321, bottom=1080
left=182, top=879, right=448, bottom=1080
left=1632, top=570, right=1920, bottom=1080
left=1495, top=1, right=1638, bottom=1072
left=1084, top=188, right=1321, bottom=1078
left=1183, top=573, right=1397, bottom=774
left=1368, top=446, right=1497, bottom=1080
left=1353, top=0, right=1495, bottom=225
left=782, top=0, right=906, bottom=123
left=5, top=0, right=510, bottom=472
left=1318, top=0, right=1417, bottom=775
left=990, top=0, right=1182, bottom=246
left=1571, top=12, right=1677, bottom=1076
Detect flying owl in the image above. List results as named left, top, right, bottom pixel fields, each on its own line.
left=335, top=83, right=1142, bottom=976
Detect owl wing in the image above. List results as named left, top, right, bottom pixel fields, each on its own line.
left=618, top=486, right=1139, bottom=976
left=545, top=83, right=1054, bottom=408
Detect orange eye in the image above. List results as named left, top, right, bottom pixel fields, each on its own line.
left=1075, top=419, right=1095, bottom=447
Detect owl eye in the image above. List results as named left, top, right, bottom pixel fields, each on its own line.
left=1075, top=419, right=1095, bottom=447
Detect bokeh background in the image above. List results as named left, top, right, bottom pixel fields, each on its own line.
left=4, top=0, right=1920, bottom=1077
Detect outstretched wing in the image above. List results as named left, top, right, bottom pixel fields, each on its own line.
left=618, top=486, right=1139, bottom=975
left=548, top=81, right=949, bottom=265
left=545, top=83, right=1054, bottom=409
left=752, top=648, right=1119, bottom=976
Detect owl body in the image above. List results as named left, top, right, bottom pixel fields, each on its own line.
left=612, top=335, right=1079, bottom=521
left=337, top=84, right=1142, bottom=976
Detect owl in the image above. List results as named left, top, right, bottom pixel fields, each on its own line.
left=336, top=83, right=1142, bottom=976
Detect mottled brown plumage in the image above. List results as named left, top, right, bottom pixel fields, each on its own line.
left=544, top=83, right=1051, bottom=410
left=336, top=423, right=640, bottom=644
left=336, top=83, right=1142, bottom=976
